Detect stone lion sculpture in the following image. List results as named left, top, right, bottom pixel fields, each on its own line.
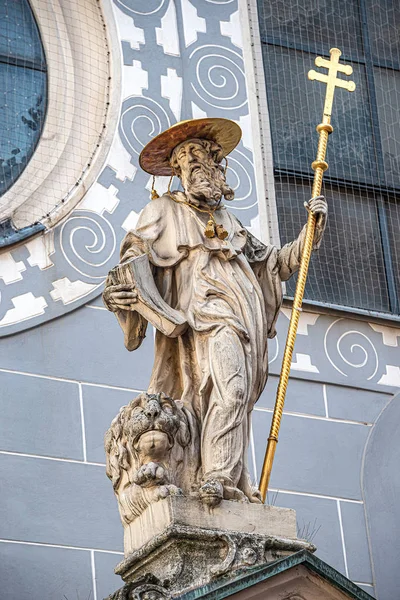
left=105, top=392, right=199, bottom=525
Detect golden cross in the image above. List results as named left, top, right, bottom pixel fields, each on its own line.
left=308, top=48, right=356, bottom=119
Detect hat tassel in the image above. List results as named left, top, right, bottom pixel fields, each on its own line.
left=151, top=176, right=160, bottom=200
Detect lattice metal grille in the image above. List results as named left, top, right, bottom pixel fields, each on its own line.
left=257, top=0, right=400, bottom=315
left=0, top=0, right=111, bottom=244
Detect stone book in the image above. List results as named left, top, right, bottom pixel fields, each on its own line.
left=109, top=254, right=187, bottom=338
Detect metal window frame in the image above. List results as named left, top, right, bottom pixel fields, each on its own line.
left=256, top=0, right=400, bottom=317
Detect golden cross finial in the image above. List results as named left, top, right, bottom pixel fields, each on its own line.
left=308, top=48, right=356, bottom=119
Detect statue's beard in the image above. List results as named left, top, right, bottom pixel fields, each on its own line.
left=183, top=162, right=234, bottom=207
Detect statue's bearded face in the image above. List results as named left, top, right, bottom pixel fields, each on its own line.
left=169, top=138, right=234, bottom=207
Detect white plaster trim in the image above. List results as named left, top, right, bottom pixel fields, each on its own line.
left=91, top=550, right=98, bottom=600
left=0, top=449, right=104, bottom=467
left=268, top=487, right=363, bottom=505
left=0, top=0, right=121, bottom=230
left=369, top=322, right=400, bottom=347
left=249, top=423, right=258, bottom=485
left=291, top=352, right=320, bottom=373
left=377, top=365, right=400, bottom=387
left=254, top=406, right=373, bottom=427
left=79, top=383, right=88, bottom=463
left=26, top=231, right=55, bottom=270
left=0, top=253, right=26, bottom=284
left=0, top=293, right=47, bottom=326
left=0, top=538, right=123, bottom=555
left=337, top=499, right=350, bottom=578
left=323, top=384, right=329, bottom=418
left=238, top=0, right=280, bottom=246
left=281, top=308, right=320, bottom=335
left=0, top=366, right=145, bottom=394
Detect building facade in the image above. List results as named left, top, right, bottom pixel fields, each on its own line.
left=0, top=1, right=399, bottom=598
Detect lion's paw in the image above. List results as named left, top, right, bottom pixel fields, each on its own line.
left=148, top=484, right=183, bottom=503
left=133, top=462, right=166, bottom=487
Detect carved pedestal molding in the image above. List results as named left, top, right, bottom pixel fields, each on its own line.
left=105, top=496, right=315, bottom=599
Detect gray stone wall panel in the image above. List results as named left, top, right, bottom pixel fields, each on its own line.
left=0, top=306, right=154, bottom=390
left=325, top=385, right=389, bottom=424
left=268, top=492, right=346, bottom=574
left=258, top=374, right=326, bottom=416
left=340, top=502, right=373, bottom=584
left=83, top=384, right=137, bottom=464
left=0, top=542, right=93, bottom=600
left=362, top=393, right=400, bottom=600
left=0, top=372, right=83, bottom=460
left=252, top=409, right=370, bottom=499
left=0, top=454, right=123, bottom=552
left=94, top=551, right=125, bottom=600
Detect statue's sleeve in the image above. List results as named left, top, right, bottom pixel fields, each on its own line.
left=104, top=201, right=167, bottom=352
left=276, top=219, right=324, bottom=281
left=243, top=222, right=323, bottom=337
left=243, top=231, right=282, bottom=339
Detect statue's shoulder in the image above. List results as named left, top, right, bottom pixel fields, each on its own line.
left=224, top=208, right=248, bottom=236
left=142, top=194, right=179, bottom=219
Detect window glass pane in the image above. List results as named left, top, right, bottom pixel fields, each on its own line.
left=366, top=0, right=400, bottom=65
left=256, top=0, right=364, bottom=57
left=0, top=64, right=46, bottom=195
left=276, top=179, right=390, bottom=313
left=0, top=0, right=45, bottom=66
left=386, top=198, right=400, bottom=306
left=374, top=67, right=400, bottom=188
left=262, top=46, right=377, bottom=184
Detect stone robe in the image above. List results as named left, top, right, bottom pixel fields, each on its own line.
left=108, top=194, right=321, bottom=500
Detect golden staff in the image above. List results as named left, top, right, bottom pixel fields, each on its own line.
left=259, top=48, right=356, bottom=501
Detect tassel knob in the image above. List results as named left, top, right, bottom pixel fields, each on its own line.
left=204, top=219, right=216, bottom=238
left=215, top=224, right=228, bottom=240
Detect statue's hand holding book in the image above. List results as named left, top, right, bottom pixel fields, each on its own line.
left=105, top=254, right=187, bottom=338
left=103, top=282, right=138, bottom=312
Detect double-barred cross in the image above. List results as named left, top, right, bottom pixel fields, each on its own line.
left=308, top=48, right=356, bottom=119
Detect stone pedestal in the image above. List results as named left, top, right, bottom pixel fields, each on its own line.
left=107, top=497, right=315, bottom=599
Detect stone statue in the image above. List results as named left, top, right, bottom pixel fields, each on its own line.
left=105, top=392, right=199, bottom=533
left=103, top=118, right=327, bottom=518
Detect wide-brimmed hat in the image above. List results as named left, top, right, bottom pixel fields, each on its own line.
left=139, top=118, right=242, bottom=176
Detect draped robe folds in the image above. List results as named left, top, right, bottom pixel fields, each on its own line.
left=108, top=194, right=322, bottom=500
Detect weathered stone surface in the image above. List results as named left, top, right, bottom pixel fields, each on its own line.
left=105, top=393, right=200, bottom=533
left=123, top=496, right=297, bottom=555
left=101, top=129, right=324, bottom=600
left=105, top=496, right=313, bottom=599
left=102, top=133, right=328, bottom=517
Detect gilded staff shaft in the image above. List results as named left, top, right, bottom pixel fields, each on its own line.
left=259, top=48, right=355, bottom=502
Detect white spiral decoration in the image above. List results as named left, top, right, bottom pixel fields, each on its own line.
left=114, top=0, right=167, bottom=17
left=189, top=45, right=247, bottom=110
left=226, top=149, right=256, bottom=210
left=60, top=211, right=116, bottom=280
left=120, top=97, right=171, bottom=157
left=324, top=318, right=379, bottom=381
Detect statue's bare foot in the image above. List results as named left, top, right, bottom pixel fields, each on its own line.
left=249, top=487, right=262, bottom=503
left=223, top=485, right=249, bottom=503
left=199, top=479, right=224, bottom=507
left=133, top=462, right=166, bottom=487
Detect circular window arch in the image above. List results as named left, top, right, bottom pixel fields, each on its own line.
left=0, top=0, right=47, bottom=197
left=0, top=0, right=119, bottom=247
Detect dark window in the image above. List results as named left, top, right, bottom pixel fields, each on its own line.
left=0, top=0, right=47, bottom=196
left=257, top=0, right=400, bottom=315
